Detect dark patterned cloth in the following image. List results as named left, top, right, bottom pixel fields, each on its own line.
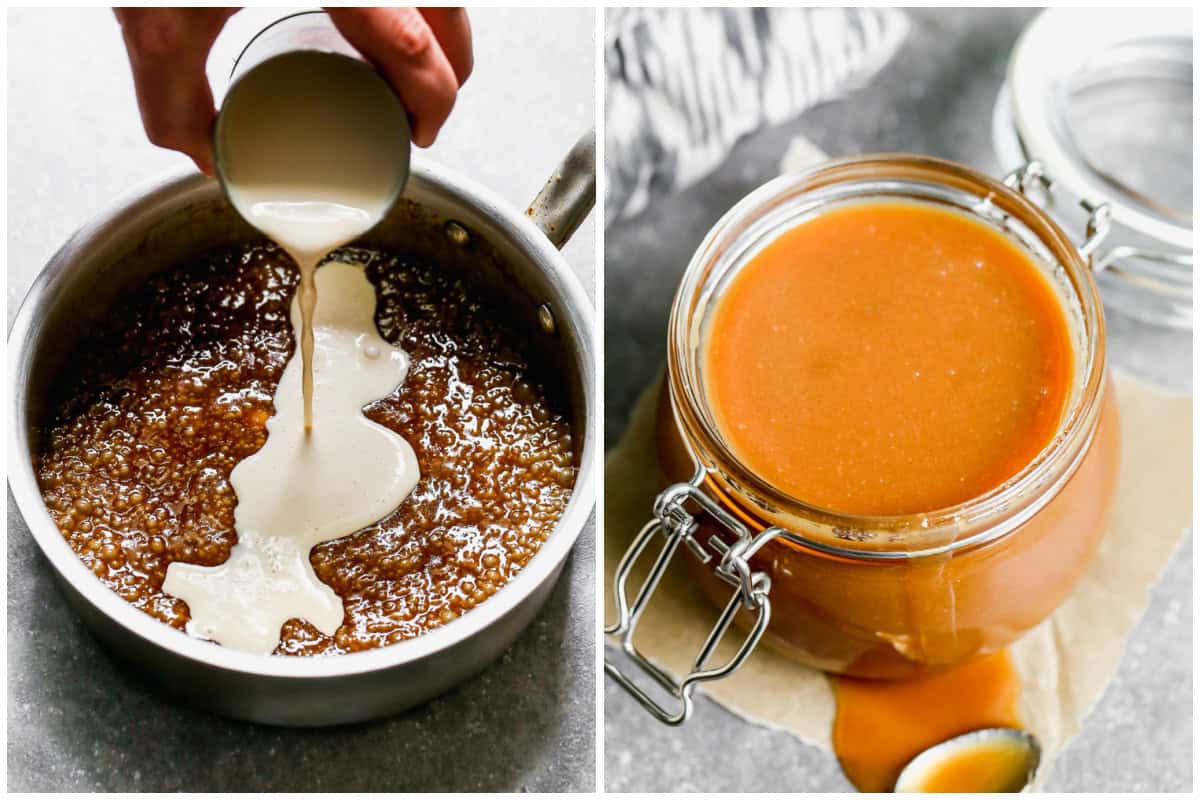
left=605, top=7, right=908, bottom=223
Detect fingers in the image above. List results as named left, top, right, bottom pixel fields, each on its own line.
left=328, top=7, right=468, bottom=147
left=114, top=8, right=237, bottom=174
left=418, top=8, right=473, bottom=86
left=116, top=6, right=471, bottom=162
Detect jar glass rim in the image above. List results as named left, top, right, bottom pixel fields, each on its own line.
left=666, top=153, right=1109, bottom=558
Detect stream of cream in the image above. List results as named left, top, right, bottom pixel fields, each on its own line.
left=162, top=51, right=416, bottom=654
left=163, top=261, right=418, bottom=654
left=237, top=192, right=384, bottom=432
left=210, top=50, right=408, bottom=431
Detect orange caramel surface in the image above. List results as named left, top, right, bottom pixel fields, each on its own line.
left=832, top=651, right=1022, bottom=792
left=704, top=201, right=1073, bottom=515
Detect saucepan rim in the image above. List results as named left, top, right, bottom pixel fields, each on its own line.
left=7, top=157, right=596, bottom=680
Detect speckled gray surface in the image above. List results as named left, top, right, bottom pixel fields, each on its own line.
left=603, top=7, right=1192, bottom=793
left=7, top=7, right=595, bottom=792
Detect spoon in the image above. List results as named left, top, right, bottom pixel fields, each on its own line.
left=894, top=728, right=1041, bottom=793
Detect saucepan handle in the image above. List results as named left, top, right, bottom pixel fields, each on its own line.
left=526, top=128, right=596, bottom=250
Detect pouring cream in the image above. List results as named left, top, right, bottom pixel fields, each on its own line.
left=234, top=191, right=386, bottom=432
left=163, top=48, right=416, bottom=653
left=163, top=261, right=418, bottom=654
left=214, top=48, right=410, bottom=431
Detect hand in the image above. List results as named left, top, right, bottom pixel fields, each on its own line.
left=114, top=7, right=473, bottom=175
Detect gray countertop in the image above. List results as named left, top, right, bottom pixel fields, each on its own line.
left=603, top=7, right=1192, bottom=792
left=7, top=7, right=595, bottom=792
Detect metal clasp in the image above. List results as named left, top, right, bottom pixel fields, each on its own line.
left=604, top=471, right=783, bottom=725
left=1004, top=160, right=1192, bottom=303
left=1004, top=160, right=1112, bottom=262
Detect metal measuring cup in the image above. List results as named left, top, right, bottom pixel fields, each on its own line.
left=213, top=10, right=412, bottom=227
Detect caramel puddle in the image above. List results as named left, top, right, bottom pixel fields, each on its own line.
left=832, top=651, right=1023, bottom=792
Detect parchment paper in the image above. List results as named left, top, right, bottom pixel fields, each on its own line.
left=604, top=366, right=1191, bottom=786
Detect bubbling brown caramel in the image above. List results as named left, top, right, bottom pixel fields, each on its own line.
left=36, top=243, right=576, bottom=655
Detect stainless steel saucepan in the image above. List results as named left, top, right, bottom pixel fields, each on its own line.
left=7, top=134, right=596, bottom=726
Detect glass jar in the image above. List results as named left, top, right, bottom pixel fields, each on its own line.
left=606, top=154, right=1120, bottom=723
left=992, top=7, right=1192, bottom=394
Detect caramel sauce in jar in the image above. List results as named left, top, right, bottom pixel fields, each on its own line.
left=642, top=156, right=1123, bottom=791
left=653, top=157, right=1120, bottom=678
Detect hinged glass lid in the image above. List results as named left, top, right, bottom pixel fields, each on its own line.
left=993, top=7, right=1193, bottom=330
